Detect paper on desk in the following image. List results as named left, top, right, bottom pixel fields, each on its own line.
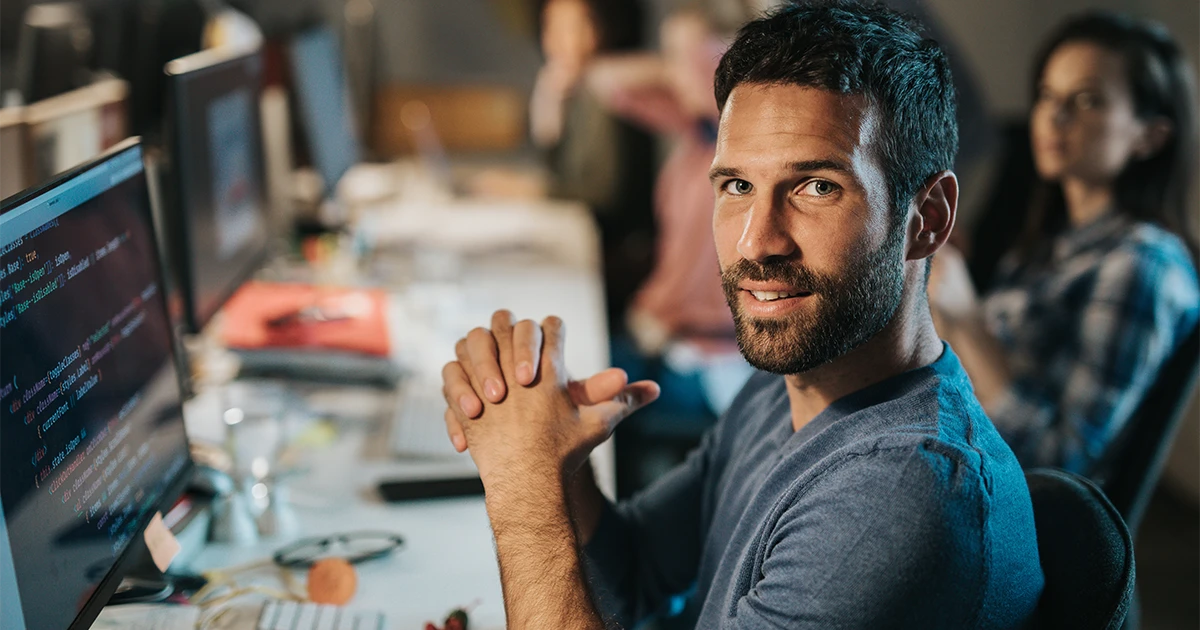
left=92, top=604, right=199, bottom=630
left=143, top=511, right=181, bottom=572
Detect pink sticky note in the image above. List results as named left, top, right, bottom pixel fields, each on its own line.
left=143, top=512, right=181, bottom=573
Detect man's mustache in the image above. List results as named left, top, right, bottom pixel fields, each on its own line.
left=721, top=259, right=833, bottom=294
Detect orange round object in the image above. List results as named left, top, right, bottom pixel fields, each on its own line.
left=307, top=557, right=357, bottom=605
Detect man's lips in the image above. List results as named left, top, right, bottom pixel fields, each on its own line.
left=737, top=285, right=813, bottom=318
left=737, top=281, right=812, bottom=302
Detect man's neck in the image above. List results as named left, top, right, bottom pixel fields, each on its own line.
left=784, top=295, right=943, bottom=433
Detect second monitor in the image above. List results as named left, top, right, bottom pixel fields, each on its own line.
left=163, top=46, right=270, bottom=334
left=289, top=26, right=362, bottom=198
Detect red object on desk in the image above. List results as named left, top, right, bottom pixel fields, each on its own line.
left=221, top=282, right=391, bottom=357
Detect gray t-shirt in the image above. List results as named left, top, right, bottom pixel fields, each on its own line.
left=585, top=344, right=1044, bottom=628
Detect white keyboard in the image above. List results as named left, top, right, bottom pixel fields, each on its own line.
left=256, top=599, right=386, bottom=630
left=390, top=380, right=460, bottom=457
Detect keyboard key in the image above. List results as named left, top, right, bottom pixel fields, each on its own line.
left=314, top=605, right=337, bottom=630
left=256, top=599, right=387, bottom=630
left=295, top=602, right=317, bottom=629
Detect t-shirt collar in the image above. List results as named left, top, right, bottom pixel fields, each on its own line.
left=785, top=342, right=958, bottom=447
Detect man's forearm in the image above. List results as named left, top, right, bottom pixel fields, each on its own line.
left=566, top=461, right=607, bottom=545
left=487, top=474, right=608, bottom=630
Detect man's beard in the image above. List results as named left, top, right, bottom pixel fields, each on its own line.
left=721, top=231, right=906, bottom=375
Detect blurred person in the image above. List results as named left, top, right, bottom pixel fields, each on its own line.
left=529, top=0, right=648, bottom=196
left=477, top=0, right=657, bottom=336
left=440, top=3, right=1043, bottom=628
left=587, top=8, right=753, bottom=419
left=930, top=12, right=1200, bottom=474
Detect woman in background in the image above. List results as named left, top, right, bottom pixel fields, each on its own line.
left=931, top=12, right=1199, bottom=475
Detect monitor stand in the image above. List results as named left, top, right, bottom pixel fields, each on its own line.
left=109, top=575, right=173, bottom=605
left=110, top=571, right=209, bottom=605
left=107, top=541, right=208, bottom=605
left=107, top=488, right=214, bottom=606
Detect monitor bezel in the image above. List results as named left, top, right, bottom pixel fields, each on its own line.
left=0, top=137, right=196, bottom=630
left=163, top=44, right=271, bottom=335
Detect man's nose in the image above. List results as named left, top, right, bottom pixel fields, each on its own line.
left=737, top=201, right=797, bottom=263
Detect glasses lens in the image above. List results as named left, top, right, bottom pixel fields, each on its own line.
left=337, top=534, right=399, bottom=559
left=274, top=532, right=402, bottom=567
left=275, top=537, right=327, bottom=566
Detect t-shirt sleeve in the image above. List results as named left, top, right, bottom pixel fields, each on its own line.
left=583, top=425, right=716, bottom=626
left=721, top=444, right=999, bottom=629
left=989, top=245, right=1199, bottom=472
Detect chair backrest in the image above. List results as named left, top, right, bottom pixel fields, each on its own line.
left=1026, top=468, right=1135, bottom=630
left=1093, top=322, right=1200, bottom=533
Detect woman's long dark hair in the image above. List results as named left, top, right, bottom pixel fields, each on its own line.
left=1017, top=12, right=1198, bottom=266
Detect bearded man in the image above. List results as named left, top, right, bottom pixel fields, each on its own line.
left=439, top=2, right=1045, bottom=628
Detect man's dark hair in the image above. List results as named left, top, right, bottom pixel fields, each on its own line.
left=714, top=0, right=958, bottom=219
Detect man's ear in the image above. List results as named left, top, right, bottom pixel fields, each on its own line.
left=906, top=170, right=958, bottom=261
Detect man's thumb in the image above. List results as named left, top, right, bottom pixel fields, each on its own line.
left=621, top=380, right=661, bottom=412
left=569, top=368, right=629, bottom=406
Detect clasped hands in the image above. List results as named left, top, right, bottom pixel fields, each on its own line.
left=440, top=310, right=660, bottom=496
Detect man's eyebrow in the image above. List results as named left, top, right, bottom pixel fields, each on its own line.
left=786, top=159, right=852, bottom=174
left=708, top=166, right=742, bottom=182
left=708, top=159, right=854, bottom=182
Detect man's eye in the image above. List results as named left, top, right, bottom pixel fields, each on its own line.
left=799, top=180, right=839, bottom=196
left=724, top=179, right=753, bottom=195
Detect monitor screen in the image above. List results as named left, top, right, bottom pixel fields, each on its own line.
left=0, top=139, right=192, bottom=630
left=166, top=47, right=269, bottom=333
left=289, top=26, right=361, bottom=194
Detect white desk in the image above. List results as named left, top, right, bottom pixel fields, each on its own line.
left=185, top=200, right=611, bottom=629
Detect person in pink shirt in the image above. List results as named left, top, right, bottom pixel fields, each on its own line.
left=591, top=11, right=734, bottom=354
left=586, top=9, right=754, bottom=492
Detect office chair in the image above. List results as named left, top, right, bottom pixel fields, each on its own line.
left=1092, top=321, right=1200, bottom=535
left=1026, top=468, right=1135, bottom=630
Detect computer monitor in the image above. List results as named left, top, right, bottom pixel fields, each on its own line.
left=164, top=46, right=270, bottom=334
left=289, top=26, right=362, bottom=195
left=15, top=3, right=94, bottom=104
left=0, top=138, right=193, bottom=630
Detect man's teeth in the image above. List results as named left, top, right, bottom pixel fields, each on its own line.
left=750, top=290, right=804, bottom=301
